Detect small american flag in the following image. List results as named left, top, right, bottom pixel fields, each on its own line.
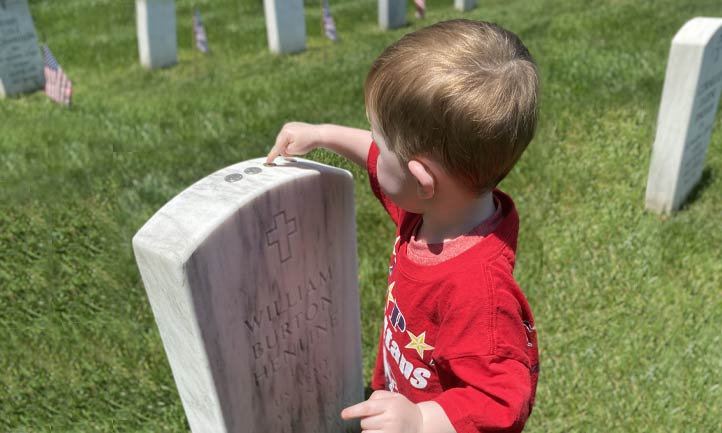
left=322, top=0, right=338, bottom=43
left=43, top=44, right=72, bottom=106
left=193, top=8, right=209, bottom=53
left=414, top=0, right=426, bottom=19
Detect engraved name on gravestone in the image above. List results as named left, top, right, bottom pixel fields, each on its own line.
left=263, top=0, right=306, bottom=54
left=133, top=158, right=363, bottom=433
left=136, top=0, right=177, bottom=69
left=646, top=17, right=722, bottom=214
left=0, top=0, right=44, bottom=98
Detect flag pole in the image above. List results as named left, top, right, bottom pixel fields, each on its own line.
left=193, top=4, right=200, bottom=78
left=320, top=0, right=327, bottom=62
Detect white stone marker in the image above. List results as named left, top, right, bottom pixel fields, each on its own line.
left=263, top=0, right=306, bottom=54
left=0, top=0, right=44, bottom=98
left=379, top=0, right=406, bottom=30
left=455, top=0, right=476, bottom=12
left=136, top=0, right=177, bottom=69
left=133, top=158, right=363, bottom=433
left=646, top=17, right=722, bottom=214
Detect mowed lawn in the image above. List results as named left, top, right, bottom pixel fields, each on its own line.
left=1, top=0, right=721, bottom=431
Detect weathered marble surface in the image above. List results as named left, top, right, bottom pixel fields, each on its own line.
left=136, top=0, right=177, bottom=69
left=646, top=17, right=722, bottom=214
left=454, top=0, right=476, bottom=12
left=133, top=158, right=362, bottom=433
left=0, top=0, right=44, bottom=98
left=378, top=0, right=406, bottom=30
left=263, top=0, right=306, bottom=54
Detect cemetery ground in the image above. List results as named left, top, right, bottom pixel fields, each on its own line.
left=1, top=0, right=721, bottom=431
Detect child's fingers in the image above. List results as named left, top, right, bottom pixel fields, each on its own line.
left=340, top=402, right=366, bottom=420
left=266, top=130, right=291, bottom=164
left=340, top=399, right=385, bottom=420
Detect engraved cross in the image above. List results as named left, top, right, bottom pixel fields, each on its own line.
left=266, top=211, right=297, bottom=263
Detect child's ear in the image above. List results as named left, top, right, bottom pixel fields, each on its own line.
left=408, top=159, right=435, bottom=200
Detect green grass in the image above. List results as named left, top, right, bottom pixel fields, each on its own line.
left=1, top=0, right=721, bottom=431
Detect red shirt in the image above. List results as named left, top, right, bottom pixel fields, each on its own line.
left=367, top=142, right=539, bottom=433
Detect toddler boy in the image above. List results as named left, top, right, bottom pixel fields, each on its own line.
left=266, top=19, right=539, bottom=433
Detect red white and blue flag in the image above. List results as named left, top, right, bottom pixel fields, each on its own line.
left=414, top=0, right=426, bottom=19
left=193, top=8, right=209, bottom=53
left=43, top=44, right=72, bottom=106
left=322, top=0, right=338, bottom=43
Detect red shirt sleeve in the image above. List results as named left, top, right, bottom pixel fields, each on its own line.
left=431, top=264, right=538, bottom=433
left=366, top=141, right=402, bottom=226
left=433, top=356, right=532, bottom=433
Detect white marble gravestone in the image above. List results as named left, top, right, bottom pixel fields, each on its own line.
left=263, top=0, right=306, bottom=54
left=133, top=158, right=363, bottom=433
left=136, top=0, right=177, bottom=69
left=646, top=17, right=722, bottom=214
left=0, top=0, right=44, bottom=98
left=379, top=0, right=406, bottom=30
left=454, top=0, right=476, bottom=12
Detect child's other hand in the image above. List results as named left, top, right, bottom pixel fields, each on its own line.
left=341, top=390, right=423, bottom=433
left=266, top=122, right=321, bottom=164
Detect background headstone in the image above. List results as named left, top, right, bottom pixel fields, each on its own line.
left=454, top=0, right=476, bottom=12
left=136, top=0, right=177, bottom=69
left=379, top=0, right=406, bottom=30
left=0, top=0, right=44, bottom=98
left=646, top=17, right=722, bottom=214
left=263, top=0, right=306, bottom=54
left=133, top=158, right=363, bottom=433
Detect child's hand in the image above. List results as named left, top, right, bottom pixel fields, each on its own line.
left=266, top=122, right=322, bottom=164
left=341, top=390, right=423, bottom=433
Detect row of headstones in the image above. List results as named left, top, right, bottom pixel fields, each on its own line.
left=0, top=0, right=478, bottom=94
left=0, top=0, right=720, bottom=213
left=265, top=0, right=479, bottom=54
left=141, top=0, right=479, bottom=66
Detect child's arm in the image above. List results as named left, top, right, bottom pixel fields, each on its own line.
left=341, top=391, right=456, bottom=433
left=265, top=122, right=372, bottom=167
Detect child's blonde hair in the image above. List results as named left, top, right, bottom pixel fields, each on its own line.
left=365, top=19, right=539, bottom=194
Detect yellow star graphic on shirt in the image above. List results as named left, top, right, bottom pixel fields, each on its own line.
left=405, top=330, right=434, bottom=359
left=386, top=281, right=395, bottom=307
